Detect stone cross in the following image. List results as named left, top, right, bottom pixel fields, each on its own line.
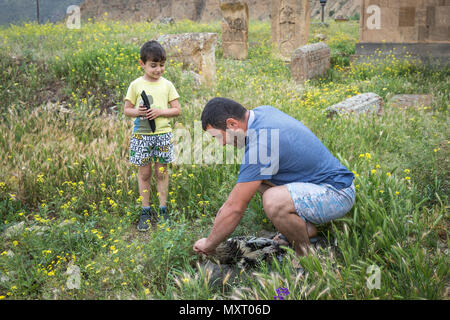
left=271, top=0, right=310, bottom=59
left=219, top=0, right=249, bottom=60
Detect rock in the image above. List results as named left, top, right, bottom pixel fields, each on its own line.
left=389, top=94, right=433, bottom=110
left=220, top=0, right=249, bottom=60
left=291, top=42, right=330, bottom=84
left=157, top=33, right=218, bottom=85
left=65, top=263, right=81, bottom=290
left=0, top=272, right=9, bottom=283
left=80, top=0, right=274, bottom=23
left=315, top=33, right=326, bottom=41
left=57, top=219, right=75, bottom=228
left=27, top=225, right=50, bottom=236
left=3, top=222, right=25, bottom=239
left=325, top=93, right=384, bottom=117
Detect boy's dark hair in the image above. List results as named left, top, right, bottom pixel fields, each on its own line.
left=140, top=40, right=166, bottom=63
left=201, top=97, right=247, bottom=131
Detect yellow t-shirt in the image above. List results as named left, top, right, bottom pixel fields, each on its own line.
left=125, top=76, right=180, bottom=135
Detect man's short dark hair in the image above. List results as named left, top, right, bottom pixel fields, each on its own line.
left=201, top=97, right=247, bottom=131
left=140, top=40, right=166, bottom=63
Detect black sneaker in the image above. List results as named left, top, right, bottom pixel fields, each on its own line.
left=158, top=206, right=169, bottom=221
left=137, top=207, right=156, bottom=231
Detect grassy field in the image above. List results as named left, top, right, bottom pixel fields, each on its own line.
left=0, top=17, right=448, bottom=300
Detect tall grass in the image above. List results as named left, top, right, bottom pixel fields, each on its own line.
left=0, top=19, right=448, bottom=300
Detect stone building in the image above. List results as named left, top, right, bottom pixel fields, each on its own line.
left=354, top=0, right=450, bottom=65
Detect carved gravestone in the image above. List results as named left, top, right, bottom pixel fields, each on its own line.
left=157, top=33, right=218, bottom=85
left=271, top=0, right=310, bottom=59
left=291, top=42, right=330, bottom=84
left=219, top=0, right=249, bottom=60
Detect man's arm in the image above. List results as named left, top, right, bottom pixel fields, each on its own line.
left=193, top=180, right=262, bottom=255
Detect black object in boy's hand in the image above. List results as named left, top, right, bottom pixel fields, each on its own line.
left=141, top=90, right=156, bottom=132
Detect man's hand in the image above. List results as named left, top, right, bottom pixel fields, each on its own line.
left=193, top=238, right=215, bottom=256
left=193, top=180, right=262, bottom=257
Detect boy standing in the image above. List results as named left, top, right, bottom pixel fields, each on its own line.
left=124, top=40, right=181, bottom=231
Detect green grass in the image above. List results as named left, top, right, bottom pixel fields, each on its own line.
left=0, top=19, right=448, bottom=300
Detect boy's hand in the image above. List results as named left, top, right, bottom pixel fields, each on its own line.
left=138, top=104, right=162, bottom=120
left=138, top=105, right=148, bottom=118
left=147, top=108, right=162, bottom=120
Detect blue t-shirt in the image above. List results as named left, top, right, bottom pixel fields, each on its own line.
left=237, top=106, right=354, bottom=189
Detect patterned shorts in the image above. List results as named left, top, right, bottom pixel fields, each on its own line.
left=129, top=132, right=174, bottom=166
left=286, top=182, right=355, bottom=225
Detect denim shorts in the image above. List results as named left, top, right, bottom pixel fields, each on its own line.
left=129, top=132, right=174, bottom=166
left=286, top=182, right=355, bottom=225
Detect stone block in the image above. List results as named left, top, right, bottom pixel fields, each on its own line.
left=157, top=33, right=218, bottom=84
left=3, top=222, right=25, bottom=239
left=290, top=42, right=330, bottom=84
left=360, top=0, right=450, bottom=43
left=325, top=93, right=384, bottom=117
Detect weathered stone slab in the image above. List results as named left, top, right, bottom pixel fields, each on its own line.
left=389, top=94, right=434, bottom=109
left=271, top=0, right=310, bottom=59
left=291, top=42, right=330, bottom=83
left=157, top=33, right=218, bottom=84
left=219, top=0, right=249, bottom=60
left=325, top=93, right=384, bottom=117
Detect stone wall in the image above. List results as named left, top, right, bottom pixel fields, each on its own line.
left=355, top=0, right=450, bottom=65
left=359, top=0, right=450, bottom=43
